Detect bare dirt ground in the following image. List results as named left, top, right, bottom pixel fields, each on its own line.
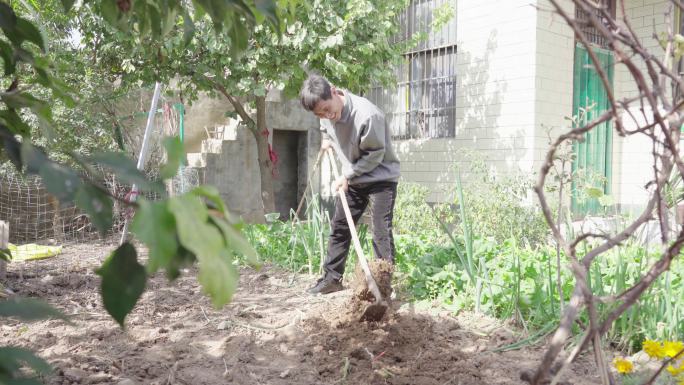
left=0, top=242, right=602, bottom=385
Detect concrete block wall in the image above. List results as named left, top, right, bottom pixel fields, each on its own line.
left=394, top=0, right=540, bottom=202
left=533, top=0, right=575, bottom=172
left=183, top=92, right=318, bottom=152
left=614, top=0, right=670, bottom=99
left=196, top=126, right=320, bottom=223
left=183, top=95, right=234, bottom=153
left=202, top=128, right=264, bottom=222
left=612, top=0, right=670, bottom=213
left=187, top=91, right=321, bottom=222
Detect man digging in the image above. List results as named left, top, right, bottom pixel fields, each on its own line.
left=299, top=74, right=400, bottom=295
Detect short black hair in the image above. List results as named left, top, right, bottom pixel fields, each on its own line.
left=300, top=74, right=332, bottom=111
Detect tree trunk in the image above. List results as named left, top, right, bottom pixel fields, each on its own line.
left=254, top=95, right=276, bottom=214
left=214, top=83, right=276, bottom=217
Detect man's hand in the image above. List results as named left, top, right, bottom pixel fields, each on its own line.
left=321, top=139, right=332, bottom=151
left=332, top=175, right=348, bottom=193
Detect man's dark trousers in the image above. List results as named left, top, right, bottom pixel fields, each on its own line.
left=323, top=181, right=398, bottom=281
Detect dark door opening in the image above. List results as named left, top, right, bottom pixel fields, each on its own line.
left=272, top=130, right=306, bottom=220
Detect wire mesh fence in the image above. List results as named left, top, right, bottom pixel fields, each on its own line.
left=0, top=173, right=92, bottom=244
left=0, top=166, right=200, bottom=247
left=169, top=166, right=201, bottom=196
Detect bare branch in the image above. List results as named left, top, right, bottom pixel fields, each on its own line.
left=529, top=1, right=684, bottom=383
left=530, top=287, right=584, bottom=385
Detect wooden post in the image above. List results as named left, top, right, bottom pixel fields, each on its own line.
left=0, top=221, right=7, bottom=280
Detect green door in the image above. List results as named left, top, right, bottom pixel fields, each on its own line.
left=571, top=43, right=614, bottom=216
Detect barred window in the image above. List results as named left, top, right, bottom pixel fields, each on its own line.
left=575, top=0, right=616, bottom=49
left=367, top=0, right=457, bottom=139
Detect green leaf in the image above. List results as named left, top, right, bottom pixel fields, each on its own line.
left=13, top=47, right=35, bottom=66
left=0, top=126, right=22, bottom=169
left=0, top=297, right=68, bottom=322
left=197, top=250, right=239, bottom=308
left=0, top=248, right=11, bottom=262
left=2, top=92, right=43, bottom=110
left=182, top=11, right=195, bottom=45
left=43, top=76, right=76, bottom=108
left=165, top=245, right=196, bottom=280
left=34, top=67, right=51, bottom=88
left=598, top=194, right=614, bottom=207
left=162, top=6, right=178, bottom=37
left=20, top=142, right=49, bottom=174
left=193, top=2, right=207, bottom=20
left=194, top=0, right=227, bottom=22
left=134, top=0, right=149, bottom=35
left=191, top=185, right=226, bottom=216
left=0, top=3, right=17, bottom=36
left=227, top=22, right=248, bottom=57
left=60, top=0, right=76, bottom=12
left=168, top=194, right=237, bottom=307
left=320, top=34, right=343, bottom=49
left=130, top=199, right=178, bottom=274
left=100, top=0, right=121, bottom=27
left=15, top=18, right=45, bottom=51
left=168, top=195, right=222, bottom=256
left=0, top=110, right=32, bottom=137
left=227, top=0, right=255, bottom=20
left=1, top=91, right=52, bottom=127
left=96, top=242, right=146, bottom=327
left=88, top=152, right=164, bottom=193
left=75, top=184, right=113, bottom=235
left=0, top=40, right=16, bottom=75
left=324, top=53, right=348, bottom=73
left=160, top=136, right=184, bottom=179
left=38, top=162, right=81, bottom=203
left=210, top=216, right=259, bottom=266
left=254, top=0, right=279, bottom=28
left=585, top=186, right=604, bottom=199
left=253, top=85, right=266, bottom=97
left=0, top=347, right=51, bottom=376
left=148, top=4, right=162, bottom=38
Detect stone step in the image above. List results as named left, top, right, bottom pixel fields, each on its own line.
left=201, top=138, right=224, bottom=154
left=186, top=153, right=207, bottom=168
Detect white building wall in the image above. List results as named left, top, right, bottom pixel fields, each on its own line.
left=613, top=0, right=670, bottom=213
left=394, top=0, right=540, bottom=202
left=533, top=0, right=575, bottom=172
left=391, top=0, right=672, bottom=212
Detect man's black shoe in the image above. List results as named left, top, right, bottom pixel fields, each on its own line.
left=307, top=276, right=343, bottom=294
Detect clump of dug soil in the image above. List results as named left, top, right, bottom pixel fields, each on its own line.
left=342, top=259, right=394, bottom=323
left=352, top=259, right=394, bottom=301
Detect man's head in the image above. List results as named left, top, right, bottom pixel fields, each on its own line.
left=300, top=74, right=344, bottom=122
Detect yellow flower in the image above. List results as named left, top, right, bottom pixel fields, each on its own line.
left=664, top=341, right=684, bottom=359
left=613, top=357, right=634, bottom=374
left=643, top=339, right=665, bottom=359
left=667, top=363, right=684, bottom=376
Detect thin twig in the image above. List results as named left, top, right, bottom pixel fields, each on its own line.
left=199, top=306, right=212, bottom=324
